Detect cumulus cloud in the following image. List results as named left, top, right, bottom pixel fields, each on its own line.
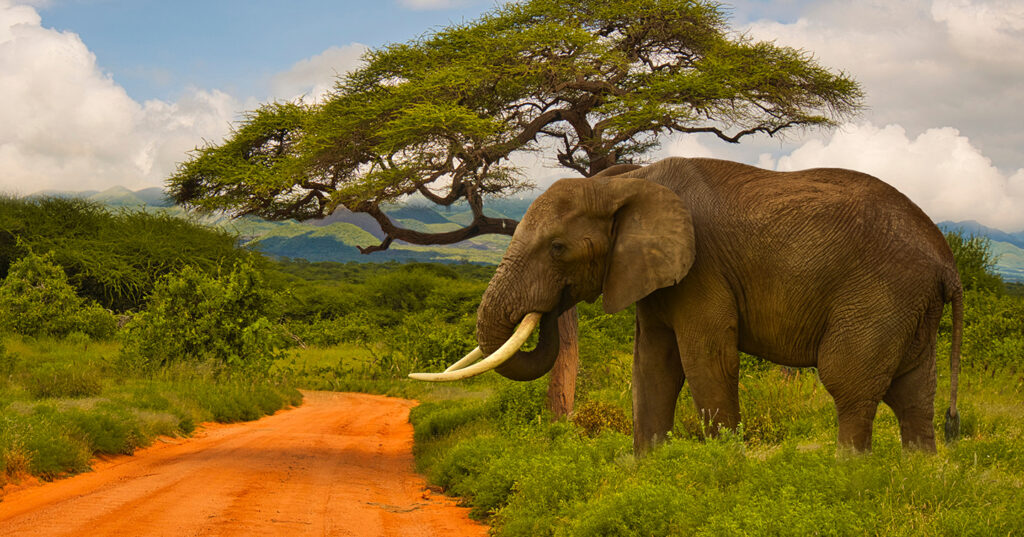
left=0, top=1, right=239, bottom=194
left=397, top=0, right=473, bottom=10
left=757, top=123, right=1024, bottom=231
left=743, top=0, right=1024, bottom=174
left=269, top=44, right=368, bottom=103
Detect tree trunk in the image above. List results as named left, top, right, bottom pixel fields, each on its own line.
left=546, top=306, right=579, bottom=417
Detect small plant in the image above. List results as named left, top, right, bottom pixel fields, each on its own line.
left=571, top=399, right=631, bottom=437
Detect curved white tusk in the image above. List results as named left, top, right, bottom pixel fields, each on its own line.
left=409, top=312, right=542, bottom=382
left=444, top=347, right=484, bottom=372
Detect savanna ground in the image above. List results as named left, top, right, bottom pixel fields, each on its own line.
left=1, top=196, right=1023, bottom=536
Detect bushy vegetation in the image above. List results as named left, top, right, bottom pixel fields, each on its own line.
left=270, top=261, right=493, bottom=388
left=119, top=260, right=288, bottom=373
left=0, top=251, right=116, bottom=339
left=0, top=195, right=247, bottom=311
left=945, top=230, right=1004, bottom=294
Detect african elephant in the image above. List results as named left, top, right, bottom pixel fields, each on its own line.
left=411, top=157, right=963, bottom=454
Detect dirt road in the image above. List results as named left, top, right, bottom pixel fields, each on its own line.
left=0, top=392, right=488, bottom=537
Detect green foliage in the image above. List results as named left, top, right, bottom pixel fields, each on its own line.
left=0, top=195, right=247, bottom=311
left=413, top=365, right=1024, bottom=536
left=493, top=381, right=550, bottom=426
left=945, top=229, right=1004, bottom=293
left=941, top=289, right=1024, bottom=371
left=0, top=251, right=116, bottom=339
left=119, top=260, right=288, bottom=373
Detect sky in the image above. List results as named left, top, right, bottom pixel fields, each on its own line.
left=1, top=0, right=1023, bottom=231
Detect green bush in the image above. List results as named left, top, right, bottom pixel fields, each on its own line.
left=0, top=196, right=247, bottom=312
left=0, top=251, right=116, bottom=339
left=493, top=381, right=549, bottom=427
left=961, top=290, right=1024, bottom=371
left=120, top=260, right=288, bottom=373
left=945, top=230, right=1004, bottom=294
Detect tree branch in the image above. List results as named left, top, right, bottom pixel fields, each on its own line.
left=356, top=204, right=518, bottom=254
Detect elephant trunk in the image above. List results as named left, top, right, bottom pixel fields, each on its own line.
left=489, top=310, right=561, bottom=381
left=474, top=263, right=563, bottom=382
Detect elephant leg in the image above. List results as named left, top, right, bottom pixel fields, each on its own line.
left=883, top=359, right=937, bottom=451
left=817, top=317, right=905, bottom=452
left=676, top=326, right=740, bottom=437
left=681, top=351, right=740, bottom=436
left=883, top=303, right=940, bottom=451
left=632, top=303, right=684, bottom=454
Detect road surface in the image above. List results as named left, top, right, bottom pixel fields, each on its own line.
left=0, top=392, right=488, bottom=537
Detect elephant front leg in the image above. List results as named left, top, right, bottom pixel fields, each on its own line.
left=632, top=309, right=684, bottom=455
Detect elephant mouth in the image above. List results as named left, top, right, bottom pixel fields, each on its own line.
left=408, top=288, right=573, bottom=382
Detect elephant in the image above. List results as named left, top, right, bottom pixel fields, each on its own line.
left=411, top=157, right=963, bottom=454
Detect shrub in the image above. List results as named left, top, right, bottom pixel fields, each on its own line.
left=120, top=260, right=288, bottom=373
left=945, top=230, right=1003, bottom=294
left=571, top=399, right=631, bottom=437
left=0, top=196, right=247, bottom=312
left=0, top=251, right=117, bottom=339
left=492, top=381, right=549, bottom=427
left=390, top=310, right=476, bottom=371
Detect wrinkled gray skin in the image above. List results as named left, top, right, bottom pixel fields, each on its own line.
left=477, top=157, right=963, bottom=454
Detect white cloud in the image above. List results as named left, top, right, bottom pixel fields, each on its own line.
left=743, top=0, right=1024, bottom=174
left=0, top=1, right=239, bottom=194
left=270, top=44, right=367, bottom=103
left=398, top=0, right=473, bottom=10
left=660, top=134, right=716, bottom=160
left=932, top=0, right=1024, bottom=68
left=758, top=123, right=1024, bottom=231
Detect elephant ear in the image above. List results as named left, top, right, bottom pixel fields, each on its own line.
left=599, top=177, right=696, bottom=314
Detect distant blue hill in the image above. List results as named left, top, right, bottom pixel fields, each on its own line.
left=938, top=220, right=1024, bottom=249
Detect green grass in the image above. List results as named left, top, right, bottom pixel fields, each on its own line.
left=0, top=336, right=301, bottom=484
left=409, top=364, right=1024, bottom=536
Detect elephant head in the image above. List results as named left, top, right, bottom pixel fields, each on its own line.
left=410, top=174, right=696, bottom=382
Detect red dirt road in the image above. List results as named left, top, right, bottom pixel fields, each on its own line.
left=0, top=392, right=488, bottom=537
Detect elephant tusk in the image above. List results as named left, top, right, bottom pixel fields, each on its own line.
left=408, top=313, right=542, bottom=382
left=443, top=347, right=484, bottom=372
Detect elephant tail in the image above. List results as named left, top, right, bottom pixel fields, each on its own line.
left=943, top=273, right=963, bottom=443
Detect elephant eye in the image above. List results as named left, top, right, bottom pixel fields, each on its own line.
left=550, top=240, right=567, bottom=258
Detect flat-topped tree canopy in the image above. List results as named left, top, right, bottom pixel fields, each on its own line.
left=168, top=0, right=863, bottom=253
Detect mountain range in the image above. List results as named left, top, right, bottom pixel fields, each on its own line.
left=28, top=186, right=1024, bottom=281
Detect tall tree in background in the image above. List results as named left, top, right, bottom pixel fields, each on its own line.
left=169, top=0, right=863, bottom=415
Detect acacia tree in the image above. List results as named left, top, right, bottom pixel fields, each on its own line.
left=169, top=0, right=863, bottom=415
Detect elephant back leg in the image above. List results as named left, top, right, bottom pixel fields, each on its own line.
left=817, top=297, right=913, bottom=451
left=632, top=301, right=685, bottom=454
left=882, top=298, right=942, bottom=451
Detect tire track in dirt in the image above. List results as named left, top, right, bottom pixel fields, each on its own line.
left=0, top=392, right=488, bottom=537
